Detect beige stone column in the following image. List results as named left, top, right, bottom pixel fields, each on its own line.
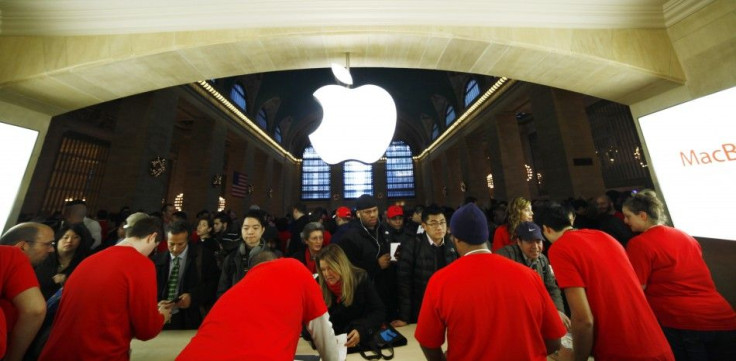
left=494, top=112, right=530, bottom=201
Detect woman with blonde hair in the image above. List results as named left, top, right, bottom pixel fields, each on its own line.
left=623, top=190, right=736, bottom=360
left=316, top=244, right=384, bottom=349
left=491, top=197, right=533, bottom=251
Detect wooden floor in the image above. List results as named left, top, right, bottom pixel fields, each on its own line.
left=130, top=324, right=578, bottom=360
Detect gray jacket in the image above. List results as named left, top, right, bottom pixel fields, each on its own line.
left=496, top=244, right=564, bottom=312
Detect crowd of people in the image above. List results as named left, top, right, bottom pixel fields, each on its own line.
left=1, top=190, right=735, bottom=361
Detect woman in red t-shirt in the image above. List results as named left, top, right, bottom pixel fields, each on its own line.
left=623, top=190, right=736, bottom=360
left=491, top=197, right=533, bottom=251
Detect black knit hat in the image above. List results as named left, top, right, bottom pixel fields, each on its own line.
left=449, top=203, right=489, bottom=245
left=356, top=194, right=377, bottom=211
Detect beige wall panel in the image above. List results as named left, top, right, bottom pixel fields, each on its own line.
left=668, top=0, right=735, bottom=42
left=415, top=36, right=453, bottom=70
left=129, top=33, right=177, bottom=56
left=436, top=38, right=489, bottom=72
left=181, top=42, right=262, bottom=80
left=0, top=37, right=46, bottom=82
left=468, top=43, right=511, bottom=76
left=9, top=77, right=103, bottom=111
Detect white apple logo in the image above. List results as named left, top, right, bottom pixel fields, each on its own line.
left=309, top=65, right=397, bottom=164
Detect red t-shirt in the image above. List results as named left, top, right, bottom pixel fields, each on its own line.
left=177, top=258, right=327, bottom=361
left=39, top=246, right=164, bottom=361
left=549, top=229, right=673, bottom=361
left=626, top=225, right=736, bottom=330
left=0, top=246, right=39, bottom=358
left=0, top=310, right=5, bottom=358
left=415, top=253, right=565, bottom=361
left=491, top=224, right=511, bottom=251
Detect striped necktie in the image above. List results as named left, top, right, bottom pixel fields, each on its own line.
left=166, top=256, right=180, bottom=301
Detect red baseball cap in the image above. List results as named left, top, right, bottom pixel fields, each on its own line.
left=335, top=206, right=352, bottom=219
left=387, top=205, right=404, bottom=219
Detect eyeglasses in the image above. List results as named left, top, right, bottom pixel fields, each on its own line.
left=28, top=240, right=56, bottom=248
left=425, top=221, right=447, bottom=228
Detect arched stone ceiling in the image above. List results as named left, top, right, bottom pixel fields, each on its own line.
left=0, top=0, right=707, bottom=116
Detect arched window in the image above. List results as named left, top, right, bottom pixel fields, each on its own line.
left=274, top=126, right=282, bottom=143
left=301, top=146, right=330, bottom=200
left=256, top=108, right=268, bottom=130
left=385, top=141, right=415, bottom=198
left=174, top=193, right=184, bottom=211
left=486, top=173, right=494, bottom=189
left=464, top=79, right=480, bottom=106
left=230, top=84, right=246, bottom=111
left=344, top=161, right=373, bottom=199
left=445, top=105, right=456, bottom=126
left=431, top=123, right=439, bottom=140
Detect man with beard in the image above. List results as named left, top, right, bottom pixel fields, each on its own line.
left=338, top=194, right=396, bottom=321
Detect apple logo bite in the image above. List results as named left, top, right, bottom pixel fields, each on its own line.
left=309, top=64, right=397, bottom=164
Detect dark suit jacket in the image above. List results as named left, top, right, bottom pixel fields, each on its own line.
left=155, top=243, right=218, bottom=329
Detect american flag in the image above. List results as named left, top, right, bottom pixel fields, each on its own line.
left=231, top=171, right=248, bottom=198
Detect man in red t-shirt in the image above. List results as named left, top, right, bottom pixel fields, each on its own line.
left=415, top=204, right=565, bottom=361
left=39, top=215, right=171, bottom=361
left=0, top=222, right=56, bottom=352
left=0, top=246, right=46, bottom=361
left=539, top=204, right=673, bottom=361
left=177, top=255, right=338, bottom=361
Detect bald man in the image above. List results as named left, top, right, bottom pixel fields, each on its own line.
left=0, top=223, right=50, bottom=361
left=0, top=222, right=56, bottom=266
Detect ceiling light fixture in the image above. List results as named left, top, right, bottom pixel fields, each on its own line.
left=309, top=53, right=397, bottom=165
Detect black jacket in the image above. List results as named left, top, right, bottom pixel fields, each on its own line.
left=216, top=240, right=266, bottom=298
left=326, top=271, right=385, bottom=343
left=330, top=223, right=351, bottom=245
left=288, top=215, right=310, bottom=256
left=396, top=234, right=458, bottom=323
left=339, top=220, right=397, bottom=320
left=339, top=221, right=391, bottom=279
left=594, top=214, right=633, bottom=247
left=201, top=233, right=239, bottom=270
left=154, top=243, right=218, bottom=329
